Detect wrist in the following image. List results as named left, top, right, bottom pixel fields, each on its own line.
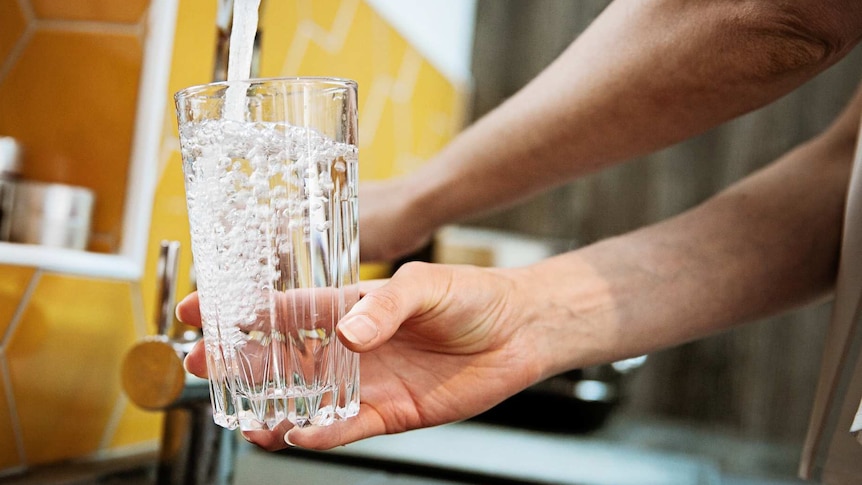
left=514, top=246, right=624, bottom=379
left=399, top=165, right=451, bottom=237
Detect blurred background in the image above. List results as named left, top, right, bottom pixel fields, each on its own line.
left=1, top=0, right=862, bottom=484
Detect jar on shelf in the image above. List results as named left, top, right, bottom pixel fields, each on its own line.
left=9, top=181, right=95, bottom=250
left=0, top=136, right=21, bottom=242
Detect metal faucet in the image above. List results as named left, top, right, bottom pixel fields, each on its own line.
left=121, top=241, right=237, bottom=485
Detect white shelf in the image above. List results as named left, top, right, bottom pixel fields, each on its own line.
left=0, top=242, right=141, bottom=280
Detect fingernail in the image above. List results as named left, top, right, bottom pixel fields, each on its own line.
left=175, top=294, right=195, bottom=323
left=284, top=431, right=296, bottom=448
left=339, top=315, right=378, bottom=345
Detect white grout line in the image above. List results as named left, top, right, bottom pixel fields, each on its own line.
left=97, top=392, right=131, bottom=452
left=0, top=2, right=35, bottom=84
left=0, top=269, right=41, bottom=348
left=32, top=18, right=143, bottom=37
left=357, top=45, right=421, bottom=153
left=16, top=0, right=35, bottom=23
left=130, top=280, right=148, bottom=338
left=0, top=0, right=144, bottom=86
left=0, top=349, right=27, bottom=467
left=0, top=268, right=41, bottom=467
left=280, top=0, right=360, bottom=76
left=87, top=438, right=160, bottom=462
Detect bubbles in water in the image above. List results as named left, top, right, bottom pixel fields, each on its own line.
left=178, top=118, right=359, bottom=430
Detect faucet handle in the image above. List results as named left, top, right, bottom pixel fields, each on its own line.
left=122, top=340, right=187, bottom=410
left=122, top=240, right=207, bottom=410
left=156, top=240, right=181, bottom=337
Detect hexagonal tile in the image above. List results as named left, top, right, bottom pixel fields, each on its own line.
left=0, top=266, right=37, bottom=343
left=31, top=0, right=149, bottom=24
left=0, top=0, right=27, bottom=67
left=6, top=273, right=139, bottom=465
left=0, top=371, right=23, bottom=471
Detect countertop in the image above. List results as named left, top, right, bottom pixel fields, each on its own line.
left=2, top=413, right=808, bottom=485
left=237, top=413, right=807, bottom=485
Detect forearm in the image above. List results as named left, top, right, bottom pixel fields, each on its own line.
left=404, top=0, right=861, bottom=230
left=522, top=90, right=860, bottom=378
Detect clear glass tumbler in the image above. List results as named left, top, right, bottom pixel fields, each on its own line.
left=174, top=78, right=360, bottom=431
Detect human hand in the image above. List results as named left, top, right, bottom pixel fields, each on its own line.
left=177, top=262, right=546, bottom=451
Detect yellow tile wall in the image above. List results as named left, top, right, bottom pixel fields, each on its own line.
left=0, top=0, right=467, bottom=476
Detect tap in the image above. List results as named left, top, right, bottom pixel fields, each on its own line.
left=122, top=241, right=237, bottom=485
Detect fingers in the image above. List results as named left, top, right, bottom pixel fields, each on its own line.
left=240, top=404, right=384, bottom=451
left=242, top=419, right=296, bottom=452
left=337, top=262, right=444, bottom=352
left=183, top=339, right=207, bottom=378
left=175, top=292, right=206, bottom=377
left=175, top=292, right=201, bottom=328
left=284, top=403, right=387, bottom=450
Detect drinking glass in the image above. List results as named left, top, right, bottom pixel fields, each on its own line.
left=174, top=77, right=360, bottom=430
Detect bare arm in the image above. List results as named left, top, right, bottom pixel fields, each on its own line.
left=364, top=0, right=862, bottom=262
left=531, top=82, right=862, bottom=376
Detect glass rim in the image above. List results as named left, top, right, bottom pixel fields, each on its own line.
left=174, top=76, right=357, bottom=101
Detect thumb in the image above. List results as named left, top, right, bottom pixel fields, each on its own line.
left=337, top=262, right=440, bottom=352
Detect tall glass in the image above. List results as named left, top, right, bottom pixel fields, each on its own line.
left=174, top=78, right=360, bottom=431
